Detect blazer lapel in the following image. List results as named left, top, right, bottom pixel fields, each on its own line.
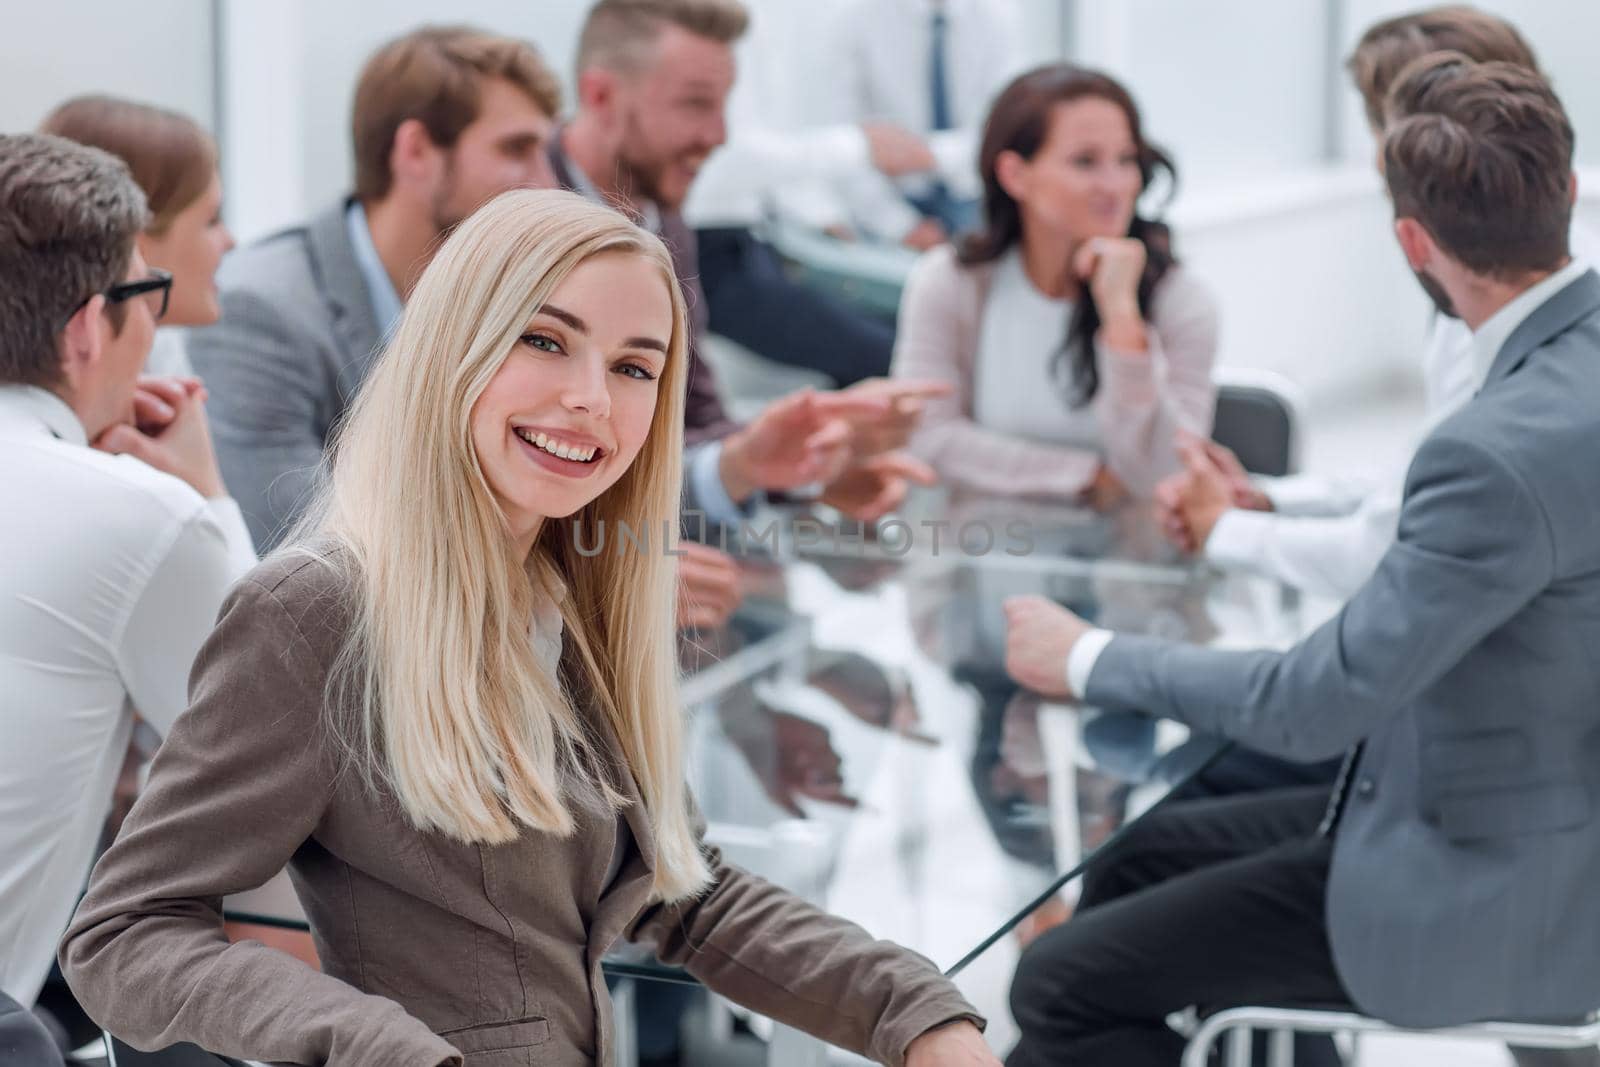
left=1484, top=269, right=1600, bottom=389
left=304, top=198, right=386, bottom=394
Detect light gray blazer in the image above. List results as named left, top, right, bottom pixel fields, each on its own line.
left=189, top=200, right=384, bottom=550
left=1085, top=270, right=1600, bottom=1028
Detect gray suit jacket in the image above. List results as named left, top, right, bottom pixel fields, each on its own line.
left=1086, top=270, right=1600, bottom=1027
left=189, top=200, right=384, bottom=550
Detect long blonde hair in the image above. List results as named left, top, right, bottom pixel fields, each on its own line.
left=291, top=189, right=708, bottom=901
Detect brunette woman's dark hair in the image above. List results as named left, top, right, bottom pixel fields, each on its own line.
left=959, top=64, right=1177, bottom=407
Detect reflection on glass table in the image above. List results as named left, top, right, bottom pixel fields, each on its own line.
left=620, top=538, right=1303, bottom=1057
left=752, top=489, right=1199, bottom=572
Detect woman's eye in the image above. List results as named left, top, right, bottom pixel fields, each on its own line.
left=521, top=333, right=562, bottom=354
left=616, top=362, right=657, bottom=382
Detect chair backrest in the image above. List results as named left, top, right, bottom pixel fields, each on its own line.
left=105, top=1034, right=247, bottom=1067
left=1210, top=368, right=1304, bottom=477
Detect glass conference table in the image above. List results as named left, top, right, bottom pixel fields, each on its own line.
left=607, top=492, right=1309, bottom=1063
left=226, top=494, right=1308, bottom=1064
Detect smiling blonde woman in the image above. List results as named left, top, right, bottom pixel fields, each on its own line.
left=58, top=190, right=992, bottom=1067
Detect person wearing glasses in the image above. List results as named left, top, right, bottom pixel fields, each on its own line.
left=40, top=96, right=236, bottom=380
left=0, top=133, right=255, bottom=1015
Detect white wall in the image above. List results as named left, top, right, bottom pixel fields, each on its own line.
left=1101, top=0, right=1336, bottom=188
left=1172, top=168, right=1431, bottom=402
left=0, top=0, right=214, bottom=133
left=1066, top=0, right=1600, bottom=404
left=218, top=0, right=590, bottom=242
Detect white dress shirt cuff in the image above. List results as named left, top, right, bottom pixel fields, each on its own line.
left=204, top=495, right=260, bottom=577
left=688, top=441, right=752, bottom=527
left=1066, top=628, right=1116, bottom=698
left=1205, top=507, right=1270, bottom=573
left=1256, top=472, right=1368, bottom=517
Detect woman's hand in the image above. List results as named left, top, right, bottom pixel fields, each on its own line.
left=905, top=1021, right=1000, bottom=1066
left=1075, top=236, right=1149, bottom=351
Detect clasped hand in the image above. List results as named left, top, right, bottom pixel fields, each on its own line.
left=1153, top=432, right=1273, bottom=553
left=93, top=375, right=225, bottom=499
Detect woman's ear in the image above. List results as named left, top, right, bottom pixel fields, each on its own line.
left=993, top=149, right=1029, bottom=204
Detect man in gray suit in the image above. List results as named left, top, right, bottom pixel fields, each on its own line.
left=189, top=26, right=563, bottom=550
left=1001, top=55, right=1600, bottom=1066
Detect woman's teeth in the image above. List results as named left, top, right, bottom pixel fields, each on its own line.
left=515, top=428, right=597, bottom=463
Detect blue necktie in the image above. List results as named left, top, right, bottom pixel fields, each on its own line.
left=930, top=8, right=953, bottom=132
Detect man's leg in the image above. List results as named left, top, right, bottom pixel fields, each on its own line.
left=1162, top=746, right=1343, bottom=806
left=1008, top=787, right=1350, bottom=1067
left=696, top=227, right=895, bottom=387
left=1077, top=784, right=1330, bottom=909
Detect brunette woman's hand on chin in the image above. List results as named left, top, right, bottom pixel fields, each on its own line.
left=905, top=1020, right=1001, bottom=1066
left=1074, top=236, right=1149, bottom=352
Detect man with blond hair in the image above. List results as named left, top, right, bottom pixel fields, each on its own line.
left=554, top=0, right=947, bottom=540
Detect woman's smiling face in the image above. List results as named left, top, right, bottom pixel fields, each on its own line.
left=469, top=251, right=673, bottom=553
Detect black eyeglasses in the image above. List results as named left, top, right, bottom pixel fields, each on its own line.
left=104, top=268, right=173, bottom=322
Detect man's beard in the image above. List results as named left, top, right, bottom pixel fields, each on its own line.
left=615, top=112, right=676, bottom=211
left=1413, top=267, right=1460, bottom=319
left=428, top=154, right=470, bottom=237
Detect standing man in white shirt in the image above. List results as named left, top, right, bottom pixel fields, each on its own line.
left=682, top=0, right=940, bottom=385
left=0, top=134, right=255, bottom=1009
left=816, top=0, right=1027, bottom=249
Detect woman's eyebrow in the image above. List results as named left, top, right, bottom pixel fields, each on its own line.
left=538, top=306, right=664, bottom=353
left=538, top=305, right=588, bottom=333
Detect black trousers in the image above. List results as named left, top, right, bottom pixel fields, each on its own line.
left=694, top=227, right=895, bottom=387
left=1007, top=786, right=1350, bottom=1066
left=1165, top=746, right=1343, bottom=805
left=1005, top=785, right=1600, bottom=1067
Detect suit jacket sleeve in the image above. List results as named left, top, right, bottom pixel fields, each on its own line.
left=188, top=287, right=336, bottom=550
left=1085, top=430, right=1555, bottom=761
left=626, top=816, right=982, bottom=1067
left=59, top=576, right=460, bottom=1067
